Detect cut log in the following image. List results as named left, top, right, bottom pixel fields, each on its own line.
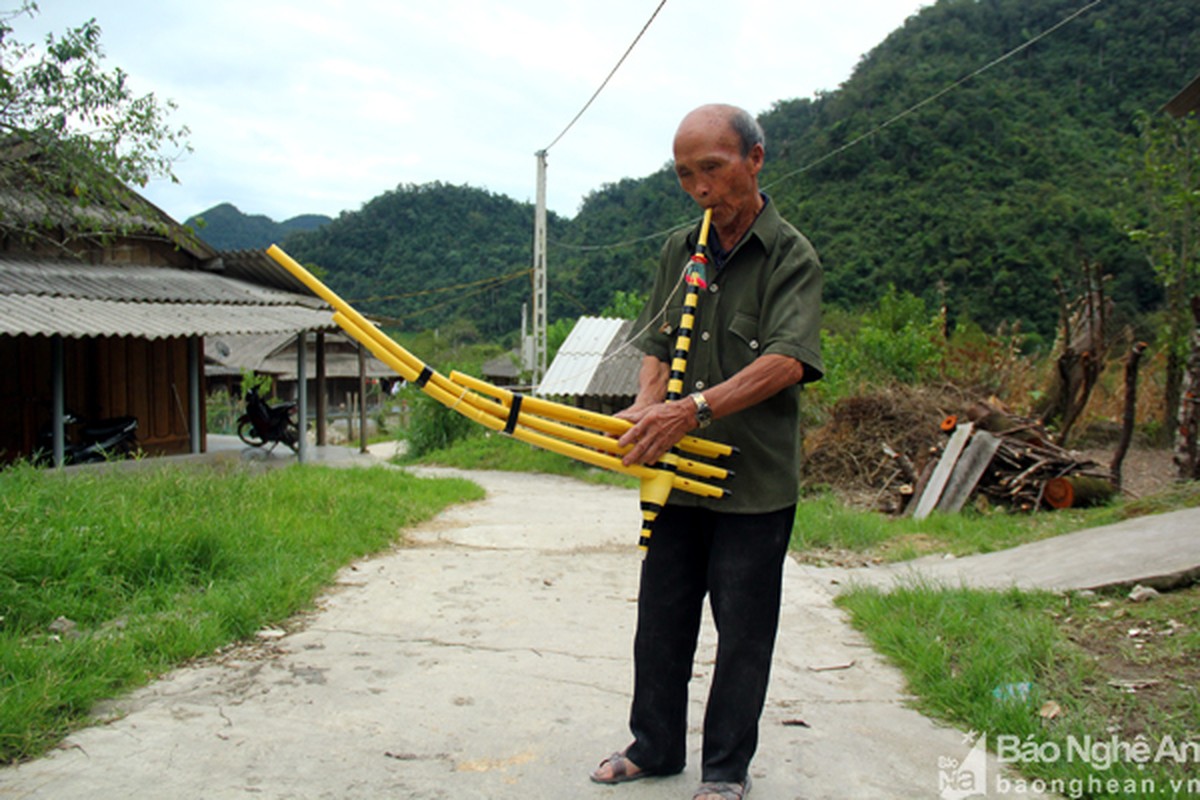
left=1043, top=475, right=1117, bottom=509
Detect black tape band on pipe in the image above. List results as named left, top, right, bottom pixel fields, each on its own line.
left=415, top=365, right=433, bottom=388
left=504, top=394, right=523, bottom=435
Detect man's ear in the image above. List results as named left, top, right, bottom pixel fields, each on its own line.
left=748, top=143, right=765, bottom=173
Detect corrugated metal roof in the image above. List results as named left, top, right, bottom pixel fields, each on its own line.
left=0, top=295, right=336, bottom=339
left=1, top=257, right=334, bottom=339
left=537, top=317, right=639, bottom=399
left=208, top=331, right=392, bottom=378
left=216, top=249, right=320, bottom=296
left=588, top=320, right=642, bottom=398
left=0, top=258, right=324, bottom=307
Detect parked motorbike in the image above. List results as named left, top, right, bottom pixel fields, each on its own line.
left=35, top=412, right=139, bottom=466
left=237, top=387, right=300, bottom=452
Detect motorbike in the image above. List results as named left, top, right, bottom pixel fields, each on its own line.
left=237, top=387, right=300, bottom=452
left=35, top=412, right=139, bottom=466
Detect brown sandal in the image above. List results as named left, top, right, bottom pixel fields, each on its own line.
left=693, top=775, right=751, bottom=799
left=589, top=751, right=647, bottom=784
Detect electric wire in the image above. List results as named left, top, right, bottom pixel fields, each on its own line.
left=541, top=0, right=668, bottom=154
left=349, top=267, right=530, bottom=305
left=539, top=0, right=1106, bottom=389
left=763, top=0, right=1105, bottom=191
left=384, top=1, right=1104, bottom=386
left=553, top=0, right=1105, bottom=255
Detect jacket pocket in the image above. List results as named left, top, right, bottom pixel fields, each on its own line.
left=722, top=312, right=761, bottom=376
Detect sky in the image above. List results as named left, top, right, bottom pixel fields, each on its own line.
left=9, top=0, right=931, bottom=223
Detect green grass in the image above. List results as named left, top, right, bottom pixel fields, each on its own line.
left=791, top=481, right=1200, bottom=562
left=0, top=462, right=482, bottom=764
left=837, top=584, right=1200, bottom=798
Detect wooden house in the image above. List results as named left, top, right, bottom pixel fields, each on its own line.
left=0, top=171, right=336, bottom=465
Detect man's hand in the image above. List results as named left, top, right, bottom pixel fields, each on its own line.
left=616, top=400, right=695, bottom=466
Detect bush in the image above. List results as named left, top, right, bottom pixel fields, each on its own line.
left=816, top=286, right=944, bottom=404
left=400, top=387, right=478, bottom=458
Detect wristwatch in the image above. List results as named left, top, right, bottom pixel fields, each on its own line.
left=689, top=392, right=713, bottom=429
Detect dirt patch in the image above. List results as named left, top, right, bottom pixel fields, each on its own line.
left=1080, top=446, right=1179, bottom=502
left=1052, top=585, right=1200, bottom=740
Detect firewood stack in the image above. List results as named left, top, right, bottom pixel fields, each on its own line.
left=899, top=400, right=1116, bottom=517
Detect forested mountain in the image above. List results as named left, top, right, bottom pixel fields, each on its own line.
left=281, top=183, right=542, bottom=339
left=203, top=0, right=1199, bottom=344
left=761, top=0, right=1198, bottom=341
left=186, top=203, right=331, bottom=251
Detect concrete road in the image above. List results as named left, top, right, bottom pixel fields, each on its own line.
left=0, top=460, right=1075, bottom=800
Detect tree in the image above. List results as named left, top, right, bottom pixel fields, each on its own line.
left=0, top=3, right=191, bottom=243
left=1122, top=111, right=1200, bottom=437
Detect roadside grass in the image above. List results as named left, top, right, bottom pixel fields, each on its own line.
left=837, top=583, right=1200, bottom=798
left=791, top=481, right=1200, bottom=563
left=0, top=462, right=482, bottom=765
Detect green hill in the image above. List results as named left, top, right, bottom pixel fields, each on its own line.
left=200, top=0, right=1200, bottom=344
left=185, top=203, right=332, bottom=251
left=281, top=183, right=544, bottom=340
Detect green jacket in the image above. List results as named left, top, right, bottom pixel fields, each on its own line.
left=630, top=198, right=824, bottom=513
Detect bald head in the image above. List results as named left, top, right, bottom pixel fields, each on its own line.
left=676, top=104, right=765, bottom=158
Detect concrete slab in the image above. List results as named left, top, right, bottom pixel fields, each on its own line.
left=827, top=506, right=1200, bottom=594
left=0, top=462, right=1068, bottom=799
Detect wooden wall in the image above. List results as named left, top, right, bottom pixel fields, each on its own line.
left=0, top=334, right=205, bottom=464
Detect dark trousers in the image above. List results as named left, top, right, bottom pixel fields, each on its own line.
left=624, top=503, right=795, bottom=784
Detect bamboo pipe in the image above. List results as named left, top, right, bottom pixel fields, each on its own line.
left=449, top=371, right=733, bottom=461
left=448, top=371, right=730, bottom=481
left=638, top=208, right=713, bottom=551
left=335, top=312, right=726, bottom=498
left=666, top=208, right=712, bottom=400
left=325, top=307, right=726, bottom=486
left=267, top=245, right=732, bottom=460
left=265, top=243, right=732, bottom=535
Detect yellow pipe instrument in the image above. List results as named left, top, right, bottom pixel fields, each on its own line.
left=635, top=208, right=715, bottom=551
left=264, top=245, right=733, bottom=527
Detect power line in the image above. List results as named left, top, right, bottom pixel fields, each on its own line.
left=555, top=0, right=1105, bottom=254
left=541, top=0, right=1107, bottom=382
left=541, top=0, right=668, bottom=153
left=361, top=271, right=528, bottom=325
left=349, top=267, right=530, bottom=305
left=763, top=0, right=1105, bottom=192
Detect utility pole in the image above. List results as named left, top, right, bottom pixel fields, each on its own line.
left=530, top=149, right=549, bottom=388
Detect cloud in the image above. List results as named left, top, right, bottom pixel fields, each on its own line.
left=11, top=0, right=929, bottom=221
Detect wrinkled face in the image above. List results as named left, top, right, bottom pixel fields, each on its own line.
left=672, top=110, right=764, bottom=231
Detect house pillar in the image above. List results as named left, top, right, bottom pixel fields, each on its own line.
left=297, top=330, right=308, bottom=463
left=188, top=337, right=202, bottom=453
left=316, top=331, right=327, bottom=446
left=52, top=335, right=65, bottom=467
left=358, top=343, right=368, bottom=454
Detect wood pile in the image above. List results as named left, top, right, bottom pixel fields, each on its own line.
left=899, top=401, right=1115, bottom=517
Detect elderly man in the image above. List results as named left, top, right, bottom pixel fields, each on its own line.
left=590, top=104, right=824, bottom=800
